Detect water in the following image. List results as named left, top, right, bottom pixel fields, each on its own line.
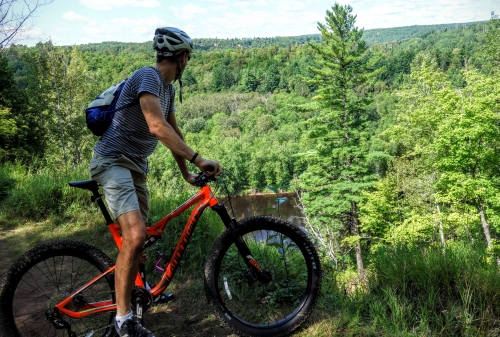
left=222, top=193, right=304, bottom=227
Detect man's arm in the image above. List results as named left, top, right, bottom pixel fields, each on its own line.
left=140, top=92, right=221, bottom=176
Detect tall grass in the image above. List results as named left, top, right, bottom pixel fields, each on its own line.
left=0, top=160, right=92, bottom=221
left=319, top=242, right=500, bottom=336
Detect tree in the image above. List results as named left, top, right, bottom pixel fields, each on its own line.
left=0, top=53, right=44, bottom=160
left=239, top=68, right=259, bottom=92
left=382, top=53, right=500, bottom=261
left=25, top=41, right=96, bottom=166
left=479, top=16, right=500, bottom=74
left=211, top=63, right=235, bottom=92
left=0, top=0, right=54, bottom=49
left=431, top=70, right=500, bottom=264
left=299, top=3, right=382, bottom=280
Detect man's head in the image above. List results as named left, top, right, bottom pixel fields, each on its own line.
left=153, top=27, right=195, bottom=103
left=153, top=27, right=194, bottom=63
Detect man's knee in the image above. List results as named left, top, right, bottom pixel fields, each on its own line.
left=118, top=210, right=147, bottom=254
left=123, top=227, right=147, bottom=252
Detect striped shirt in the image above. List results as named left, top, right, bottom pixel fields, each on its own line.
left=94, top=66, right=176, bottom=173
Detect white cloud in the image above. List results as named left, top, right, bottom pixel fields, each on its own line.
left=169, top=5, right=207, bottom=19
left=234, top=2, right=250, bottom=9
left=62, top=11, right=88, bottom=22
left=203, top=9, right=321, bottom=38
left=79, top=0, right=161, bottom=11
left=17, top=27, right=45, bottom=41
left=76, top=15, right=167, bottom=43
left=200, top=0, right=229, bottom=3
left=185, top=4, right=208, bottom=16
left=279, top=0, right=307, bottom=13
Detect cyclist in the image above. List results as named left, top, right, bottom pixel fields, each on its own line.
left=90, top=27, right=221, bottom=337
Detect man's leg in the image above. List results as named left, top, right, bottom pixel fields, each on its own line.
left=115, top=209, right=147, bottom=317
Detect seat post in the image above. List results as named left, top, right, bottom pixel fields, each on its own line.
left=89, top=186, right=114, bottom=225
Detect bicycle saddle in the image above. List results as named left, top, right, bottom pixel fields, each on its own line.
left=68, top=180, right=99, bottom=191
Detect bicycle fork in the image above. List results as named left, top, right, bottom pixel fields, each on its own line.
left=211, top=204, right=272, bottom=284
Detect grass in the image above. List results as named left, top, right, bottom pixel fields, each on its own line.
left=2, top=161, right=500, bottom=336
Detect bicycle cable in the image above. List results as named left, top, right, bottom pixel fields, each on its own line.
left=213, top=167, right=241, bottom=219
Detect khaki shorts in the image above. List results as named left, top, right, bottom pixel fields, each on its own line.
left=90, top=154, right=149, bottom=222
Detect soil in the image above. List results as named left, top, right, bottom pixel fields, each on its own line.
left=144, top=278, right=239, bottom=337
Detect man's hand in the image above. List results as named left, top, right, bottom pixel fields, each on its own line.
left=183, top=173, right=199, bottom=185
left=195, top=158, right=222, bottom=177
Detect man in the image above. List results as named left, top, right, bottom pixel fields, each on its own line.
left=90, top=27, right=221, bottom=337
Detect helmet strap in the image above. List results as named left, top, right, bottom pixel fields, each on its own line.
left=173, top=54, right=185, bottom=103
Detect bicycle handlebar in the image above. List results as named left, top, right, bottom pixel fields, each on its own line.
left=193, top=168, right=217, bottom=187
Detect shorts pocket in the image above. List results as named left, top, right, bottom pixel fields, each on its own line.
left=90, top=155, right=120, bottom=180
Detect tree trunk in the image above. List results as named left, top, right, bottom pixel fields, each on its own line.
left=352, top=201, right=366, bottom=280
left=436, top=204, right=446, bottom=249
left=478, top=200, right=500, bottom=266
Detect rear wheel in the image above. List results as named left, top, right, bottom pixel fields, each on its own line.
left=0, top=240, right=116, bottom=337
left=204, top=216, right=321, bottom=337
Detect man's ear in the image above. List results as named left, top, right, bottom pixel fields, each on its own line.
left=180, top=52, right=188, bottom=64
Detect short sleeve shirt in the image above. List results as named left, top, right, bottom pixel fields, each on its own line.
left=93, top=66, right=175, bottom=172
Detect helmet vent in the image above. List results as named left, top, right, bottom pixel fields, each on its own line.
left=152, top=27, right=195, bottom=54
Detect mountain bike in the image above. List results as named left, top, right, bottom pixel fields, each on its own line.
left=0, top=171, right=321, bottom=337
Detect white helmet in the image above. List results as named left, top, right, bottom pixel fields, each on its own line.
left=153, top=27, right=195, bottom=57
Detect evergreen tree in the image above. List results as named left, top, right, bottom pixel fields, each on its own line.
left=300, top=3, right=382, bottom=279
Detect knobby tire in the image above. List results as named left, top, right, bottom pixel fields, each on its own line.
left=204, top=216, right=321, bottom=337
left=0, top=240, right=116, bottom=337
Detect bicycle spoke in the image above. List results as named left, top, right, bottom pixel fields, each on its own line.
left=6, top=242, right=116, bottom=337
left=217, top=226, right=310, bottom=326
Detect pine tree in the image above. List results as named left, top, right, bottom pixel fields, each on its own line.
left=300, top=3, right=382, bottom=279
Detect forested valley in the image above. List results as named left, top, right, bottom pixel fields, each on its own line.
left=1, top=4, right=500, bottom=335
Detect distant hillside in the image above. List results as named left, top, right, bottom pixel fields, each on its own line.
left=75, top=21, right=487, bottom=54
left=363, top=21, right=487, bottom=44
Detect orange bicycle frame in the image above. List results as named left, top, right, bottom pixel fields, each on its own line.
left=55, top=185, right=219, bottom=319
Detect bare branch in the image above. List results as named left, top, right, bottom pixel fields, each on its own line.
left=0, top=0, right=54, bottom=50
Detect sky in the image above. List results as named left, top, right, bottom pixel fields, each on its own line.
left=15, top=0, right=500, bottom=47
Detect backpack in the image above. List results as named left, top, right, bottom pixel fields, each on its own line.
left=85, top=79, right=137, bottom=136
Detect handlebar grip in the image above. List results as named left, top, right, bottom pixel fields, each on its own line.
left=206, top=164, right=215, bottom=173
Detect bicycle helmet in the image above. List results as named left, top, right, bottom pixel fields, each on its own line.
left=153, top=27, right=194, bottom=103
left=153, top=27, right=195, bottom=57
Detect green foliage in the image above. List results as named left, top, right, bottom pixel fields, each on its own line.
left=299, top=3, right=384, bottom=277
left=0, top=54, right=43, bottom=161
left=477, top=17, right=500, bottom=74
left=315, top=242, right=500, bottom=335
left=0, top=160, right=90, bottom=220
left=370, top=53, right=500, bottom=251
left=363, top=21, right=486, bottom=45
left=368, top=243, right=500, bottom=334
left=0, top=164, right=15, bottom=202
left=23, top=42, right=97, bottom=167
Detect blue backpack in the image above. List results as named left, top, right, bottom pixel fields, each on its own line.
left=85, top=79, right=137, bottom=136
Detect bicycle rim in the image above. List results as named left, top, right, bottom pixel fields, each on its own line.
left=217, top=227, right=312, bottom=327
left=6, top=246, right=115, bottom=337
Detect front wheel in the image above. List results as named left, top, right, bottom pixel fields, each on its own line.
left=204, top=216, right=321, bottom=337
left=0, top=240, right=116, bottom=337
